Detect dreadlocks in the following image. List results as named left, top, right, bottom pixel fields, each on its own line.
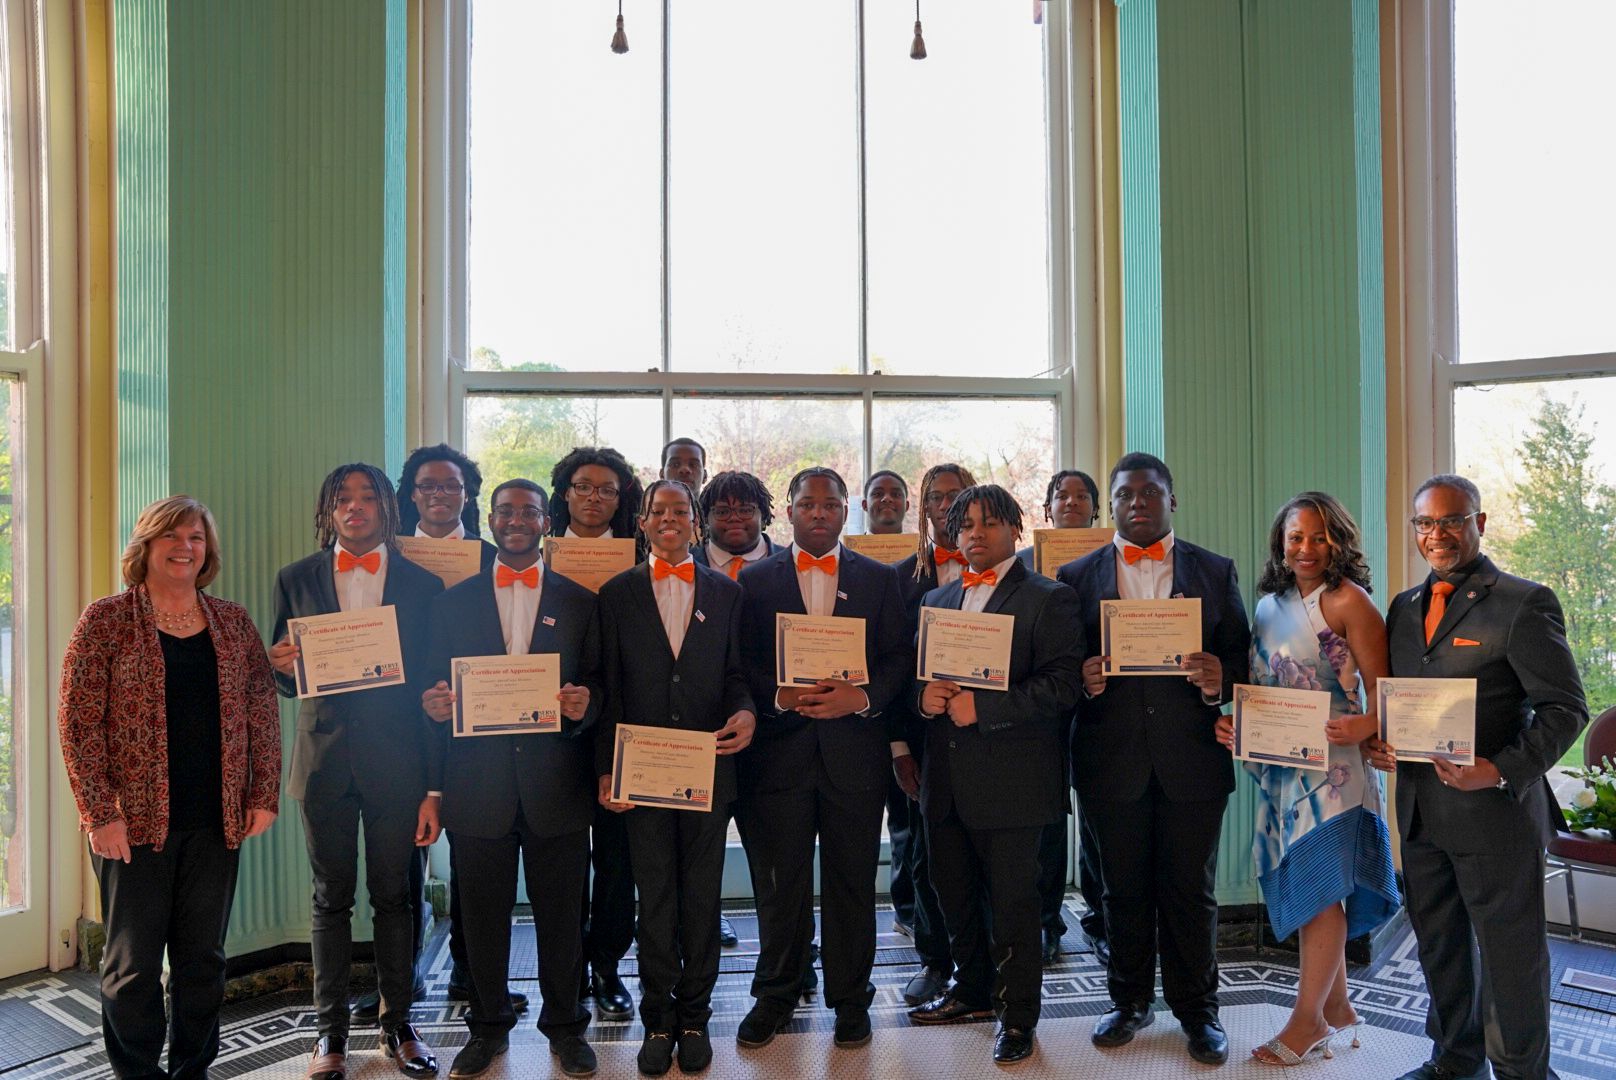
left=397, top=443, right=485, bottom=536
left=696, top=470, right=774, bottom=544
left=943, top=484, right=1024, bottom=548
left=314, top=463, right=401, bottom=551
left=914, top=462, right=977, bottom=580
left=548, top=446, right=644, bottom=542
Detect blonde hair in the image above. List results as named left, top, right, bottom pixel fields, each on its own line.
left=121, top=496, right=222, bottom=589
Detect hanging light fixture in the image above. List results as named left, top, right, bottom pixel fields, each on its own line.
left=611, top=0, right=629, bottom=54
left=910, top=0, right=927, bottom=59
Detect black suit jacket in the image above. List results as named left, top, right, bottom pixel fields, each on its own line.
left=892, top=553, right=945, bottom=746
left=737, top=545, right=911, bottom=802
left=912, top=561, right=1085, bottom=830
left=1015, top=545, right=1037, bottom=573
left=1056, top=538, right=1250, bottom=803
left=422, top=566, right=604, bottom=840
left=272, top=548, right=445, bottom=808
left=1387, top=555, right=1587, bottom=852
left=595, top=561, right=755, bottom=807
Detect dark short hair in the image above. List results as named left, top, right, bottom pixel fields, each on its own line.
left=787, top=467, right=848, bottom=501
left=942, top=484, right=1024, bottom=545
left=1413, top=473, right=1482, bottom=513
left=1108, top=452, right=1173, bottom=495
left=864, top=469, right=909, bottom=498
left=1044, top=469, right=1099, bottom=509
left=398, top=443, right=485, bottom=536
left=697, top=470, right=774, bottom=530
left=661, top=437, right=706, bottom=466
left=490, top=478, right=549, bottom=512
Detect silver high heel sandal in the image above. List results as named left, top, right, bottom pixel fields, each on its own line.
left=1253, top=1028, right=1336, bottom=1066
left=1335, top=1021, right=1363, bottom=1048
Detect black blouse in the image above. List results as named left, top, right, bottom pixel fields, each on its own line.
left=160, top=628, right=224, bottom=832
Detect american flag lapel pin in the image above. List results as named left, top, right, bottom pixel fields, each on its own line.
left=1467, top=590, right=1477, bottom=599
left=695, top=610, right=706, bottom=623
left=542, top=615, right=556, bottom=626
left=837, top=590, right=848, bottom=600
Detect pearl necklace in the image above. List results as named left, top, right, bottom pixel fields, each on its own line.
left=152, top=597, right=202, bottom=631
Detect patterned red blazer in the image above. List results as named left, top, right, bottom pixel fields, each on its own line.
left=57, top=587, right=282, bottom=849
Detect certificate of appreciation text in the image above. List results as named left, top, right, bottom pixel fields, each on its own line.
left=1032, top=528, right=1115, bottom=578
left=394, top=536, right=484, bottom=589
left=609, top=724, right=718, bottom=812
left=1100, top=598, right=1201, bottom=676
left=916, top=607, right=1014, bottom=691
left=775, top=613, right=869, bottom=687
left=1377, top=677, right=1476, bottom=765
left=291, top=606, right=406, bottom=699
left=543, top=537, right=637, bottom=593
left=842, top=533, right=920, bottom=565
left=451, top=653, right=562, bottom=737
left=1232, top=684, right=1331, bottom=770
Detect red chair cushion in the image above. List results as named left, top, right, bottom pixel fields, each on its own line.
left=1549, top=829, right=1616, bottom=867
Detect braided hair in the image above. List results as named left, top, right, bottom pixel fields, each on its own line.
left=397, top=443, right=485, bottom=537
left=696, top=470, right=775, bottom=545
left=314, top=463, right=401, bottom=551
left=548, top=447, right=644, bottom=542
left=942, top=483, right=1025, bottom=549
left=913, top=463, right=977, bottom=580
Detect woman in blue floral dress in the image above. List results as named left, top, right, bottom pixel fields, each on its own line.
left=1216, top=492, right=1399, bottom=1065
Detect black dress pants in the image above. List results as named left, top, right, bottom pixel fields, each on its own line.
left=581, top=804, right=636, bottom=978
left=624, top=804, right=730, bottom=1032
left=1075, top=801, right=1108, bottom=941
left=95, top=828, right=239, bottom=1080
left=886, top=775, right=916, bottom=926
left=1034, top=815, right=1068, bottom=938
left=1084, top=776, right=1227, bottom=1023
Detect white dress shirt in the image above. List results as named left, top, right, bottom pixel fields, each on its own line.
left=934, top=551, right=965, bottom=589
left=1112, top=530, right=1176, bottom=600
left=333, top=541, right=388, bottom=612
left=649, top=555, right=696, bottom=659
left=706, top=535, right=769, bottom=578
left=565, top=525, right=614, bottom=539
left=493, top=558, right=543, bottom=656
left=960, top=555, right=1019, bottom=613
left=790, top=542, right=842, bottom=616
left=414, top=521, right=467, bottom=540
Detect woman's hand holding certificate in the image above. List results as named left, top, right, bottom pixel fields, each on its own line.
left=1230, top=685, right=1331, bottom=770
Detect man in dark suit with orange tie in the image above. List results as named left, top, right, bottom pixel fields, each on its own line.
left=420, top=479, right=602, bottom=1079
left=1370, top=474, right=1586, bottom=1080
left=733, top=467, right=910, bottom=1052
left=1056, top=452, right=1249, bottom=1067
left=906, top=484, right=1085, bottom=1066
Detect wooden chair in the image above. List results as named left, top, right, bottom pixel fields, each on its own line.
left=1546, top=705, right=1616, bottom=941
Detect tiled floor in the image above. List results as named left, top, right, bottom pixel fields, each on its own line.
left=4, top=901, right=1615, bottom=1079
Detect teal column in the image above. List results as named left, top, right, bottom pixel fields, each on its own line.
left=1117, top=0, right=1387, bottom=906
left=114, top=0, right=410, bottom=955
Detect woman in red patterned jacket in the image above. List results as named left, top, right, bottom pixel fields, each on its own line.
left=58, top=495, right=281, bottom=1080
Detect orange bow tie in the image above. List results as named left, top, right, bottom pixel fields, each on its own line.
left=496, top=564, right=540, bottom=589
left=962, top=568, right=998, bottom=589
left=934, top=547, right=967, bottom=566
left=1122, top=541, right=1166, bottom=565
left=336, top=549, right=381, bottom=574
left=797, top=551, right=838, bottom=575
left=725, top=556, right=745, bottom=581
left=653, top=559, right=695, bottom=584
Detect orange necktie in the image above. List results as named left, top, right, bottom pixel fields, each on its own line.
left=1122, top=541, right=1166, bottom=565
left=797, top=551, right=838, bottom=575
left=934, top=547, right=967, bottom=566
left=1424, top=580, right=1455, bottom=645
left=496, top=564, right=539, bottom=589
left=336, top=549, right=381, bottom=574
left=725, top=556, right=745, bottom=581
left=962, top=568, right=998, bottom=589
left=653, top=560, right=696, bottom=584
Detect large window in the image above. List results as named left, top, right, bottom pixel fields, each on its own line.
left=446, top=1, right=1082, bottom=514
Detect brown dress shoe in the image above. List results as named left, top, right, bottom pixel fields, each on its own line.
left=308, top=1034, right=348, bottom=1080
left=383, top=1022, right=439, bottom=1077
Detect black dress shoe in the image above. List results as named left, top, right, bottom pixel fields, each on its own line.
left=891, top=919, right=915, bottom=939
left=1183, top=1019, right=1229, bottom=1065
left=718, top=915, right=739, bottom=947
left=993, top=1025, right=1035, bottom=1066
left=735, top=1003, right=791, bottom=1048
left=590, top=971, right=635, bottom=1021
left=444, top=967, right=528, bottom=1013
left=350, top=990, right=381, bottom=1022
left=1084, top=932, right=1111, bottom=967
left=901, top=964, right=952, bottom=1006
left=308, top=1034, right=348, bottom=1080
left=1396, top=1062, right=1490, bottom=1080
left=550, top=1035, right=598, bottom=1077
left=1041, top=927, right=1061, bottom=964
left=833, top=1005, right=872, bottom=1048
left=907, top=987, right=995, bottom=1025
left=382, top=1023, right=439, bottom=1078
left=636, top=1031, right=675, bottom=1076
left=448, top=1037, right=506, bottom=1079
left=1092, top=1002, right=1154, bottom=1047
left=677, top=1028, right=713, bottom=1072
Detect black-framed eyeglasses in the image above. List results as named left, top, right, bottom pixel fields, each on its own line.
left=710, top=503, right=759, bottom=522
left=570, top=481, right=620, bottom=500
left=415, top=481, right=465, bottom=496
left=1410, top=512, right=1478, bottom=535
left=492, top=506, right=545, bottom=522
left=924, top=491, right=960, bottom=508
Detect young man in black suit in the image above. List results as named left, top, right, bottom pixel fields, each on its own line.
left=1055, top=452, right=1250, bottom=1067
left=659, top=437, right=708, bottom=495
left=420, top=479, right=602, bottom=1079
left=269, top=464, right=445, bottom=1080
left=733, top=467, right=910, bottom=1051
left=549, top=446, right=642, bottom=1022
left=596, top=479, right=757, bottom=1075
left=1368, top=474, right=1587, bottom=1080
left=1016, top=468, right=1109, bottom=967
left=907, top=485, right=1085, bottom=1066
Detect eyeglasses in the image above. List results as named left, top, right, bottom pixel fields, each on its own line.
left=570, top=481, right=620, bottom=500
left=924, top=491, right=960, bottom=508
left=710, top=503, right=760, bottom=522
left=1410, top=512, right=1478, bottom=535
left=415, top=481, right=464, bottom=496
left=492, top=506, right=545, bottom=522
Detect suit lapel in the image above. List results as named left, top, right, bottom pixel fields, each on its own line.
left=776, top=551, right=808, bottom=616
left=1096, top=544, right=1120, bottom=602
left=832, top=551, right=857, bottom=618
left=526, top=569, right=570, bottom=655
left=1169, top=540, right=1193, bottom=599
left=1427, top=561, right=1494, bottom=653
left=982, top=561, right=1026, bottom=616
left=466, top=573, right=508, bottom=656
left=314, top=549, right=341, bottom=614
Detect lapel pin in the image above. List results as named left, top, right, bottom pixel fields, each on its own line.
left=837, top=590, right=848, bottom=600
left=1467, top=590, right=1477, bottom=599
left=542, top=615, right=556, bottom=626
left=695, top=610, right=706, bottom=623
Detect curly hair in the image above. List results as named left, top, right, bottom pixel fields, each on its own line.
left=697, top=471, right=774, bottom=528
left=1257, top=490, right=1373, bottom=597
left=913, top=463, right=977, bottom=580
left=548, top=447, right=644, bottom=542
left=314, top=463, right=401, bottom=551
left=121, top=496, right=222, bottom=589
left=942, top=484, right=1024, bottom=548
left=398, top=443, right=485, bottom=537
left=1044, top=469, right=1100, bottom=523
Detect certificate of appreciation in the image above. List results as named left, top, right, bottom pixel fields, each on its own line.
left=543, top=537, right=637, bottom=593
left=1032, top=528, right=1115, bottom=577
left=1231, top=684, right=1331, bottom=770
left=290, top=606, right=406, bottom=699
left=916, top=607, right=1014, bottom=691
left=842, top=533, right=920, bottom=565
left=1100, top=598, right=1201, bottom=676
left=394, top=536, right=484, bottom=589
left=1377, top=677, right=1476, bottom=764
left=775, top=613, right=869, bottom=687
left=450, top=653, right=562, bottom=737
left=608, top=723, right=718, bottom=812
